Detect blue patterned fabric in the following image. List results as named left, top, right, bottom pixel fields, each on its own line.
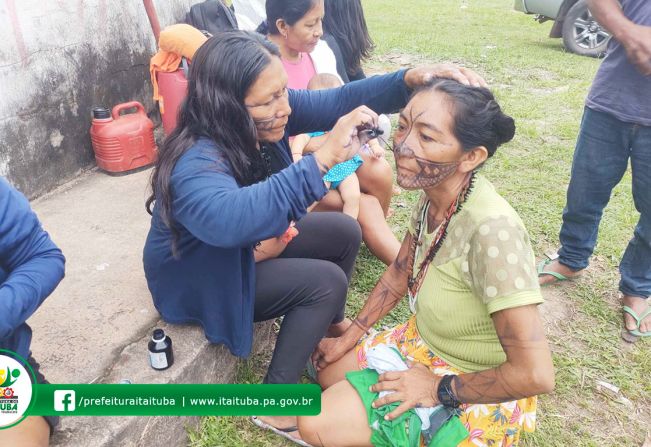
left=323, top=155, right=364, bottom=189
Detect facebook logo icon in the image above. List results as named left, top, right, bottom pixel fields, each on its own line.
left=54, top=390, right=76, bottom=412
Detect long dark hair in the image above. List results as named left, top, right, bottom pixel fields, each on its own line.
left=323, top=0, right=374, bottom=76
left=146, top=31, right=280, bottom=251
left=417, top=79, right=515, bottom=157
left=256, top=0, right=317, bottom=35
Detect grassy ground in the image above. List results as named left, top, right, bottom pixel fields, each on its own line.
left=190, top=1, right=650, bottom=445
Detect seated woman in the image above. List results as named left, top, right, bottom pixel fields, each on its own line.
left=300, top=80, right=555, bottom=447
left=323, top=0, right=374, bottom=83
left=260, top=0, right=400, bottom=265
left=0, top=177, right=65, bottom=447
left=143, top=30, right=485, bottom=444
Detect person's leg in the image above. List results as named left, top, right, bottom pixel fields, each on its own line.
left=281, top=212, right=361, bottom=284
left=337, top=174, right=361, bottom=220
left=312, top=193, right=400, bottom=266
left=254, top=258, right=349, bottom=440
left=541, top=108, right=631, bottom=284
left=255, top=258, right=349, bottom=384
left=620, top=122, right=651, bottom=337
left=280, top=211, right=361, bottom=332
left=317, top=347, right=360, bottom=390
left=358, top=193, right=401, bottom=265
left=298, top=380, right=373, bottom=447
left=312, top=189, right=344, bottom=211
left=356, top=152, right=393, bottom=216
left=0, top=416, right=50, bottom=447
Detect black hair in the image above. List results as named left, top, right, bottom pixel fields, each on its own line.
left=417, top=79, right=515, bottom=157
left=146, top=31, right=280, bottom=252
left=257, top=0, right=318, bottom=35
left=322, top=0, right=374, bottom=77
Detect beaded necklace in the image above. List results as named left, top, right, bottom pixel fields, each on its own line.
left=407, top=172, right=475, bottom=313
left=260, top=144, right=273, bottom=178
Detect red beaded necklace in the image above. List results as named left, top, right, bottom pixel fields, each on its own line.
left=407, top=172, right=475, bottom=313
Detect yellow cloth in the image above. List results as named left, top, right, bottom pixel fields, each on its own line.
left=356, top=317, right=538, bottom=447
left=407, top=175, right=544, bottom=373
left=149, top=24, right=207, bottom=112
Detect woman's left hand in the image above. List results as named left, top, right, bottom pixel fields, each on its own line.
left=405, top=64, right=488, bottom=88
left=370, top=361, right=442, bottom=421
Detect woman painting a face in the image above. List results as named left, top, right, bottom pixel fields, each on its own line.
left=143, top=31, right=486, bottom=445
left=244, top=56, right=292, bottom=142
left=302, top=81, right=555, bottom=447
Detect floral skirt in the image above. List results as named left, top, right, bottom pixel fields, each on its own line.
left=356, top=316, right=537, bottom=447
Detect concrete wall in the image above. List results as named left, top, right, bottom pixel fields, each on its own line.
left=0, top=0, right=203, bottom=199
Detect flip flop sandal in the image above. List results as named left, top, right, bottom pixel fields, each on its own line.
left=621, top=306, right=651, bottom=343
left=304, top=360, right=318, bottom=383
left=251, top=416, right=314, bottom=447
left=537, top=259, right=576, bottom=286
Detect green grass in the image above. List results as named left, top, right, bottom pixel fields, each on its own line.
left=190, top=1, right=650, bottom=445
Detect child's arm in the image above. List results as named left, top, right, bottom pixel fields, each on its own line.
left=290, top=134, right=311, bottom=162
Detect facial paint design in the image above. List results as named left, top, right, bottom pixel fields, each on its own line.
left=253, top=115, right=280, bottom=132
left=392, top=108, right=459, bottom=190
left=393, top=142, right=459, bottom=189
left=253, top=115, right=288, bottom=143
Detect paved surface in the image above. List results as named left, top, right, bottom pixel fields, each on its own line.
left=30, top=168, right=157, bottom=385
left=26, top=168, right=275, bottom=446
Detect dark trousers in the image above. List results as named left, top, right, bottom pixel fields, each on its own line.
left=559, top=107, right=651, bottom=298
left=254, top=212, right=362, bottom=384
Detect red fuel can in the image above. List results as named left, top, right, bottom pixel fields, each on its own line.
left=156, top=69, right=188, bottom=136
left=90, top=102, right=158, bottom=173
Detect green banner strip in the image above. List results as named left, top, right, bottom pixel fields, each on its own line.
left=29, top=384, right=321, bottom=416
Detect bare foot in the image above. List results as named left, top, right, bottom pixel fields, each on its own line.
left=622, top=294, right=651, bottom=337
left=392, top=185, right=402, bottom=196
left=256, top=415, right=304, bottom=441
left=327, top=318, right=352, bottom=337
left=538, top=259, right=582, bottom=286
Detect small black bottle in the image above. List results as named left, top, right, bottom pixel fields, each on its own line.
left=148, top=328, right=174, bottom=370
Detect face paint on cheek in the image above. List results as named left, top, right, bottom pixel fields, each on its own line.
left=253, top=116, right=278, bottom=133
left=393, top=142, right=459, bottom=190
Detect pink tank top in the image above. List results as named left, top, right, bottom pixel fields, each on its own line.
left=282, top=53, right=317, bottom=90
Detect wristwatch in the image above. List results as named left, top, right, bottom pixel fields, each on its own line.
left=437, top=374, right=461, bottom=408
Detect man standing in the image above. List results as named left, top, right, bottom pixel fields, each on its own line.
left=538, top=0, right=651, bottom=342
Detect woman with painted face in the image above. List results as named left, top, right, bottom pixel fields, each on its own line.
left=143, top=31, right=485, bottom=443
left=301, top=80, right=555, bottom=447
left=259, top=0, right=400, bottom=266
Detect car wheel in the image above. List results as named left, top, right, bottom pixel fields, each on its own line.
left=562, top=0, right=611, bottom=57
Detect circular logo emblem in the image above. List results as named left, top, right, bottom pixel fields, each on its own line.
left=0, top=351, right=34, bottom=429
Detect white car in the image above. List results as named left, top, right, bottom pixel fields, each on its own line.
left=515, top=0, right=611, bottom=57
